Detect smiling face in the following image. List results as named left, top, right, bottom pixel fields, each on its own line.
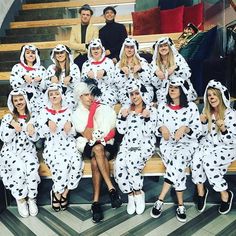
left=104, top=9, right=115, bottom=21
left=158, top=43, right=170, bottom=57
left=130, top=90, right=143, bottom=107
left=12, top=95, right=26, bottom=113
left=55, top=50, right=67, bottom=62
left=48, top=90, right=62, bottom=106
left=168, top=85, right=180, bottom=102
left=90, top=46, right=103, bottom=60
left=207, top=88, right=221, bottom=109
left=124, top=45, right=135, bottom=58
left=24, top=49, right=36, bottom=65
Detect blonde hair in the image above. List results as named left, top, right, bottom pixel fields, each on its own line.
left=156, top=44, right=175, bottom=72
left=119, top=50, right=141, bottom=70
left=203, top=87, right=227, bottom=132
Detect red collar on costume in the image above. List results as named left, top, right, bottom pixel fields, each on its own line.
left=168, top=104, right=182, bottom=110
left=18, top=115, right=27, bottom=119
left=46, top=107, right=67, bottom=115
left=91, top=56, right=106, bottom=65
left=20, top=62, right=36, bottom=71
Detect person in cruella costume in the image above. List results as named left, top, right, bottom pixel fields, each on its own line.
left=46, top=44, right=80, bottom=110
left=114, top=37, right=154, bottom=107
left=37, top=84, right=83, bottom=212
left=10, top=44, right=47, bottom=116
left=0, top=89, right=40, bottom=218
left=81, top=38, right=117, bottom=107
left=114, top=83, right=157, bottom=215
left=191, top=80, right=236, bottom=215
left=150, top=76, right=202, bottom=223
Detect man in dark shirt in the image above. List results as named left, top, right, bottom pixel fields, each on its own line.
left=99, top=6, right=128, bottom=64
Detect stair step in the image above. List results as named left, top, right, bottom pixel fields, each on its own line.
left=25, top=0, right=69, bottom=3
left=15, top=8, right=66, bottom=21
left=0, top=49, right=51, bottom=62
left=0, top=34, right=56, bottom=44
left=6, top=27, right=58, bottom=36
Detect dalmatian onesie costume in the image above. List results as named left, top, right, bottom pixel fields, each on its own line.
left=156, top=77, right=202, bottom=191
left=46, top=44, right=80, bottom=110
left=151, top=37, right=197, bottom=104
left=0, top=90, right=40, bottom=209
left=10, top=44, right=47, bottom=116
left=114, top=84, right=157, bottom=214
left=81, top=39, right=117, bottom=107
left=114, top=37, right=154, bottom=106
left=37, top=84, right=83, bottom=194
left=191, top=80, right=236, bottom=193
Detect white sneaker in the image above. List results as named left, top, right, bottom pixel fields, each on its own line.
left=127, top=195, right=136, bottom=215
left=134, top=191, right=145, bottom=215
left=28, top=198, right=38, bottom=216
left=16, top=199, right=29, bottom=218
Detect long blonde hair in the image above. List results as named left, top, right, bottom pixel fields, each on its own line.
left=203, top=87, right=227, bottom=132
left=119, top=51, right=141, bottom=71
left=156, top=44, right=175, bottom=72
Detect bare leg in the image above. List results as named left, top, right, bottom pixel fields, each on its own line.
left=176, top=191, right=184, bottom=206
left=93, top=144, right=114, bottom=190
left=62, top=188, right=69, bottom=198
left=197, top=183, right=205, bottom=197
left=159, top=181, right=171, bottom=201
left=220, top=190, right=229, bottom=202
left=91, top=157, right=102, bottom=202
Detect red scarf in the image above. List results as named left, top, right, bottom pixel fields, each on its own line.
left=91, top=56, right=106, bottom=65
left=20, top=62, right=36, bottom=71
left=46, top=107, right=67, bottom=115
left=168, top=104, right=182, bottom=110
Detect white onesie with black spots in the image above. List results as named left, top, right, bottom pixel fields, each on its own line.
left=46, top=64, right=80, bottom=110
left=0, top=114, right=40, bottom=200
left=81, top=57, right=117, bottom=106
left=10, top=64, right=47, bottom=115
left=157, top=102, right=201, bottom=191
left=37, top=108, right=83, bottom=194
left=114, top=107, right=157, bottom=193
left=150, top=53, right=197, bottom=104
left=191, top=109, right=236, bottom=192
left=114, top=58, right=154, bottom=106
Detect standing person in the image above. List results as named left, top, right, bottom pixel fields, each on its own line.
left=150, top=76, right=202, bottom=222
left=46, top=44, right=80, bottom=110
left=114, top=37, right=153, bottom=107
left=191, top=80, right=236, bottom=215
left=70, top=4, right=98, bottom=70
left=115, top=83, right=157, bottom=215
left=0, top=89, right=40, bottom=218
left=151, top=37, right=197, bottom=105
left=81, top=38, right=117, bottom=107
left=10, top=44, right=46, bottom=116
left=99, top=6, right=127, bottom=64
left=37, top=84, right=83, bottom=212
left=72, top=80, right=122, bottom=223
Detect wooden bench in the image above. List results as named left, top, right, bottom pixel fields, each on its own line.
left=22, top=0, right=135, bottom=11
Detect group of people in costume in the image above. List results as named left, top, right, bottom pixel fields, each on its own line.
left=0, top=31, right=235, bottom=224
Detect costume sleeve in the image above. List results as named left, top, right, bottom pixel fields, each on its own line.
left=138, top=59, right=152, bottom=85
left=0, top=114, right=16, bottom=143
left=10, top=64, right=26, bottom=89
left=174, top=54, right=191, bottom=79
left=37, top=109, right=50, bottom=138
left=68, top=64, right=81, bottom=89
left=142, top=107, right=157, bottom=137
left=218, top=109, right=236, bottom=145
left=150, top=63, right=162, bottom=90
left=26, top=122, right=39, bottom=142
left=156, top=103, right=166, bottom=136
left=116, top=111, right=128, bottom=134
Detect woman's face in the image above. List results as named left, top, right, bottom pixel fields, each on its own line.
left=12, top=95, right=26, bottom=112
left=48, top=90, right=62, bottom=106
left=91, top=46, right=103, bottom=60
left=80, top=93, right=94, bottom=109
left=124, top=45, right=135, bottom=58
left=130, top=90, right=143, bottom=106
left=168, top=85, right=180, bottom=100
left=55, top=50, right=67, bottom=62
left=158, top=43, right=170, bottom=57
left=24, top=49, right=36, bottom=64
left=207, top=89, right=220, bottom=109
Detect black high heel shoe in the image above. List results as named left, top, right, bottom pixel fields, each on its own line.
left=60, top=195, right=69, bottom=211
left=50, top=190, right=61, bottom=212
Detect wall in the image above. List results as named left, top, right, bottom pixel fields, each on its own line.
left=0, top=0, right=14, bottom=28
